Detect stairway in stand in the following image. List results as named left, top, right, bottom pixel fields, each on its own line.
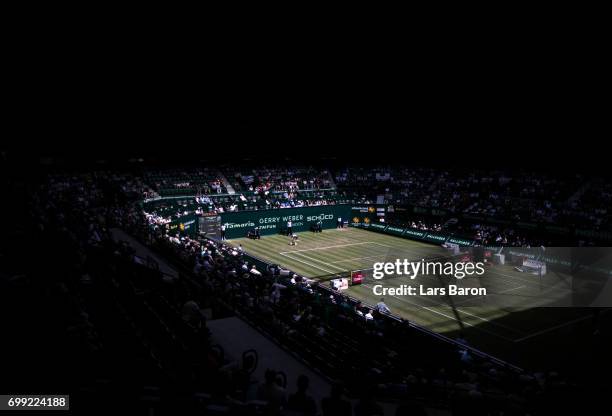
left=217, top=171, right=236, bottom=194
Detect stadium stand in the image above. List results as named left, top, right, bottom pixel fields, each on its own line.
left=4, top=164, right=612, bottom=414
left=133, top=165, right=612, bottom=247
left=144, top=168, right=226, bottom=197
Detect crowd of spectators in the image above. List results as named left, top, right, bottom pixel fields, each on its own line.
left=335, top=168, right=611, bottom=233
left=335, top=168, right=438, bottom=206
left=384, top=218, right=540, bottom=247
left=144, top=168, right=226, bottom=196
left=145, top=191, right=345, bottom=222
left=8, top=172, right=349, bottom=414
left=152, top=221, right=575, bottom=415
left=4, top=166, right=611, bottom=414
left=134, top=166, right=612, bottom=246
left=108, top=166, right=612, bottom=238
left=235, top=167, right=334, bottom=193
left=223, top=167, right=333, bottom=193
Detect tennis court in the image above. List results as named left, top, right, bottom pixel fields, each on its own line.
left=229, top=227, right=600, bottom=367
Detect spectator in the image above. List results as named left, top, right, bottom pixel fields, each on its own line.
left=181, top=300, right=203, bottom=327
left=257, top=370, right=287, bottom=413
left=287, top=375, right=317, bottom=415
left=375, top=298, right=391, bottom=314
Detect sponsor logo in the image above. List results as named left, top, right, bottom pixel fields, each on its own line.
left=226, top=221, right=255, bottom=229
left=425, top=233, right=446, bottom=242
left=448, top=238, right=472, bottom=246
left=259, top=224, right=278, bottom=230
left=306, top=214, right=333, bottom=221
left=259, top=217, right=281, bottom=224
left=282, top=214, right=304, bottom=222
left=405, top=229, right=424, bottom=237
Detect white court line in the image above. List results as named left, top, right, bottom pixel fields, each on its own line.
left=285, top=251, right=521, bottom=340
left=284, top=239, right=449, bottom=274
left=486, top=269, right=573, bottom=292
left=279, top=241, right=379, bottom=255
left=278, top=252, right=340, bottom=275
left=452, top=285, right=527, bottom=305
left=451, top=305, right=524, bottom=335
left=284, top=248, right=536, bottom=337
left=297, top=252, right=529, bottom=333
left=513, top=314, right=597, bottom=343
left=330, top=254, right=394, bottom=264
left=370, top=242, right=395, bottom=248
left=499, top=284, right=527, bottom=293
left=290, top=252, right=348, bottom=272
left=361, top=284, right=515, bottom=342
left=282, top=240, right=439, bottom=258
left=379, top=279, right=526, bottom=335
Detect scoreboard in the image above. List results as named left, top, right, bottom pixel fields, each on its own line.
left=198, top=213, right=221, bottom=239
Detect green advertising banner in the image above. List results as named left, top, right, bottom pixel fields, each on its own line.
left=386, top=225, right=406, bottom=236
left=168, top=214, right=198, bottom=236
left=350, top=222, right=476, bottom=247
left=220, top=205, right=352, bottom=239
left=350, top=205, right=386, bottom=226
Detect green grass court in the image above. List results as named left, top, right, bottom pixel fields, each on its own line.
left=229, top=228, right=600, bottom=368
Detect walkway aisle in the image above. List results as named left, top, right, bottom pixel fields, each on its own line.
left=110, top=228, right=179, bottom=279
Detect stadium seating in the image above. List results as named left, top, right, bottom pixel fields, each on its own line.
left=144, top=168, right=226, bottom=197
left=9, top=165, right=612, bottom=414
